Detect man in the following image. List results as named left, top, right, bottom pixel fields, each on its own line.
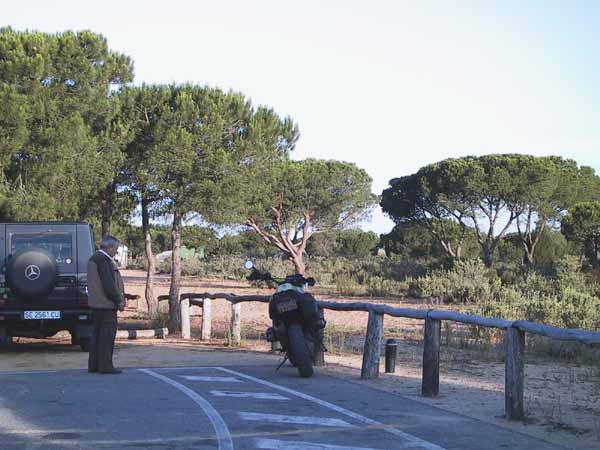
left=87, top=235, right=126, bottom=374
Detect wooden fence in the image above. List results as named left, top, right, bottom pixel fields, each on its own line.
left=158, top=292, right=600, bottom=421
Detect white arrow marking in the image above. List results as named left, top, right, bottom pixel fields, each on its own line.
left=179, top=376, right=242, bottom=383
left=209, top=390, right=289, bottom=400
left=255, top=439, right=383, bottom=450
left=239, top=412, right=352, bottom=428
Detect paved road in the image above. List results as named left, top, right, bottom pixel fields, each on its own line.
left=0, top=365, right=564, bottom=450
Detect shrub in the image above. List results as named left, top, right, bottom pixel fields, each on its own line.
left=416, top=259, right=501, bottom=303
left=554, top=255, right=587, bottom=293
left=365, top=276, right=406, bottom=297
left=128, top=256, right=149, bottom=271
left=334, top=273, right=366, bottom=296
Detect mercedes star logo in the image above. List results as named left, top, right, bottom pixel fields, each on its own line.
left=25, top=264, right=41, bottom=281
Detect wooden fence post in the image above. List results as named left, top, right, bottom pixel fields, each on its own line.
left=361, top=310, right=384, bottom=379
left=230, top=302, right=241, bottom=346
left=505, top=326, right=525, bottom=420
left=180, top=297, right=191, bottom=340
left=201, top=298, right=212, bottom=341
left=422, top=314, right=441, bottom=397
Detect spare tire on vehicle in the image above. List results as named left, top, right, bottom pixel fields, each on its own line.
left=6, top=247, right=58, bottom=301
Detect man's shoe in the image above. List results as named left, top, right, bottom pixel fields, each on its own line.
left=99, top=369, right=122, bottom=374
left=88, top=369, right=98, bottom=373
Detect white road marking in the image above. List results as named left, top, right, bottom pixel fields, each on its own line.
left=216, top=367, right=446, bottom=450
left=180, top=376, right=242, bottom=383
left=240, top=412, right=352, bottom=428
left=209, top=390, right=289, bottom=400
left=139, top=369, right=233, bottom=450
left=255, top=438, right=384, bottom=450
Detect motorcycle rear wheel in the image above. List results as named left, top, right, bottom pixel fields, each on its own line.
left=287, top=323, right=313, bottom=378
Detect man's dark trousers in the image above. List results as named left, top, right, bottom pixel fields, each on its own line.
left=88, top=309, right=117, bottom=372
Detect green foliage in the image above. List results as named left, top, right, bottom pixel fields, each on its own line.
left=182, top=225, right=218, bottom=255
left=416, top=259, right=501, bottom=303
left=250, top=159, right=376, bottom=230
left=334, top=273, right=366, bottom=297
left=562, top=201, right=600, bottom=266
left=381, top=154, right=600, bottom=266
left=125, top=83, right=299, bottom=226
left=306, top=229, right=379, bottom=258
left=214, top=230, right=274, bottom=258
left=365, top=276, right=406, bottom=297
left=448, top=256, right=600, bottom=331
left=246, top=158, right=377, bottom=273
left=0, top=28, right=133, bottom=221
left=534, top=229, right=569, bottom=266
left=379, top=221, right=480, bottom=260
left=553, top=255, right=588, bottom=294
left=333, top=229, right=379, bottom=257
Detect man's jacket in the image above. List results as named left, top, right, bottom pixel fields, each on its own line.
left=87, top=251, right=124, bottom=310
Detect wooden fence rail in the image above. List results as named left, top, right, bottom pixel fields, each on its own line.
left=157, top=292, right=600, bottom=421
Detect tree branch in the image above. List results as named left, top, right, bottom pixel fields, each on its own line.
left=246, top=217, right=289, bottom=254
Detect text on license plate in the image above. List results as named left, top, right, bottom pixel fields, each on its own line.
left=24, top=311, right=61, bottom=320
left=277, top=300, right=298, bottom=313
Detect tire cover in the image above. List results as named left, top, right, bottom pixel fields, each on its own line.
left=6, top=247, right=58, bottom=300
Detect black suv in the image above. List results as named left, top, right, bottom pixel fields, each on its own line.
left=0, top=222, right=95, bottom=351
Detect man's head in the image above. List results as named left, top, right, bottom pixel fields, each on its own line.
left=100, top=235, right=120, bottom=258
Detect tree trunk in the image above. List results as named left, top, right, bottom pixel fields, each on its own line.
left=482, top=242, right=494, bottom=268
left=586, top=239, right=600, bottom=267
left=523, top=244, right=536, bottom=267
left=169, top=210, right=183, bottom=332
left=519, top=218, right=545, bottom=268
left=289, top=253, right=306, bottom=275
left=100, top=182, right=115, bottom=237
left=141, top=194, right=157, bottom=318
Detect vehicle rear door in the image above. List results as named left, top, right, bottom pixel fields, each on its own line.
left=5, top=224, right=79, bottom=309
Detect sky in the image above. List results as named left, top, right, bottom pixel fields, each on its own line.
left=3, top=1, right=600, bottom=234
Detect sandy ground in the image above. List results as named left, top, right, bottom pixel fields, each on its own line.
left=2, top=269, right=599, bottom=450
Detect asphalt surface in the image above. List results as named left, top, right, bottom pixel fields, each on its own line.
left=0, top=365, right=565, bottom=450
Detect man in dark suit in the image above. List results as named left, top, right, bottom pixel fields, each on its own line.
left=87, top=235, right=126, bottom=374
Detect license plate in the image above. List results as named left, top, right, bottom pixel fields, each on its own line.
left=24, top=311, right=61, bottom=320
left=277, top=300, right=298, bottom=313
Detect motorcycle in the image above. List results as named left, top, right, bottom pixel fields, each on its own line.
left=245, top=261, right=326, bottom=378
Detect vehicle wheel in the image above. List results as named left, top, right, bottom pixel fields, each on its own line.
left=287, top=323, right=313, bottom=378
left=79, top=338, right=91, bottom=352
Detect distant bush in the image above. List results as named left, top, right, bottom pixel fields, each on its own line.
left=334, top=273, right=366, bottom=297
left=365, top=276, right=406, bottom=297
left=141, top=251, right=600, bottom=331
left=128, top=256, right=149, bottom=271
left=416, top=259, right=501, bottom=303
